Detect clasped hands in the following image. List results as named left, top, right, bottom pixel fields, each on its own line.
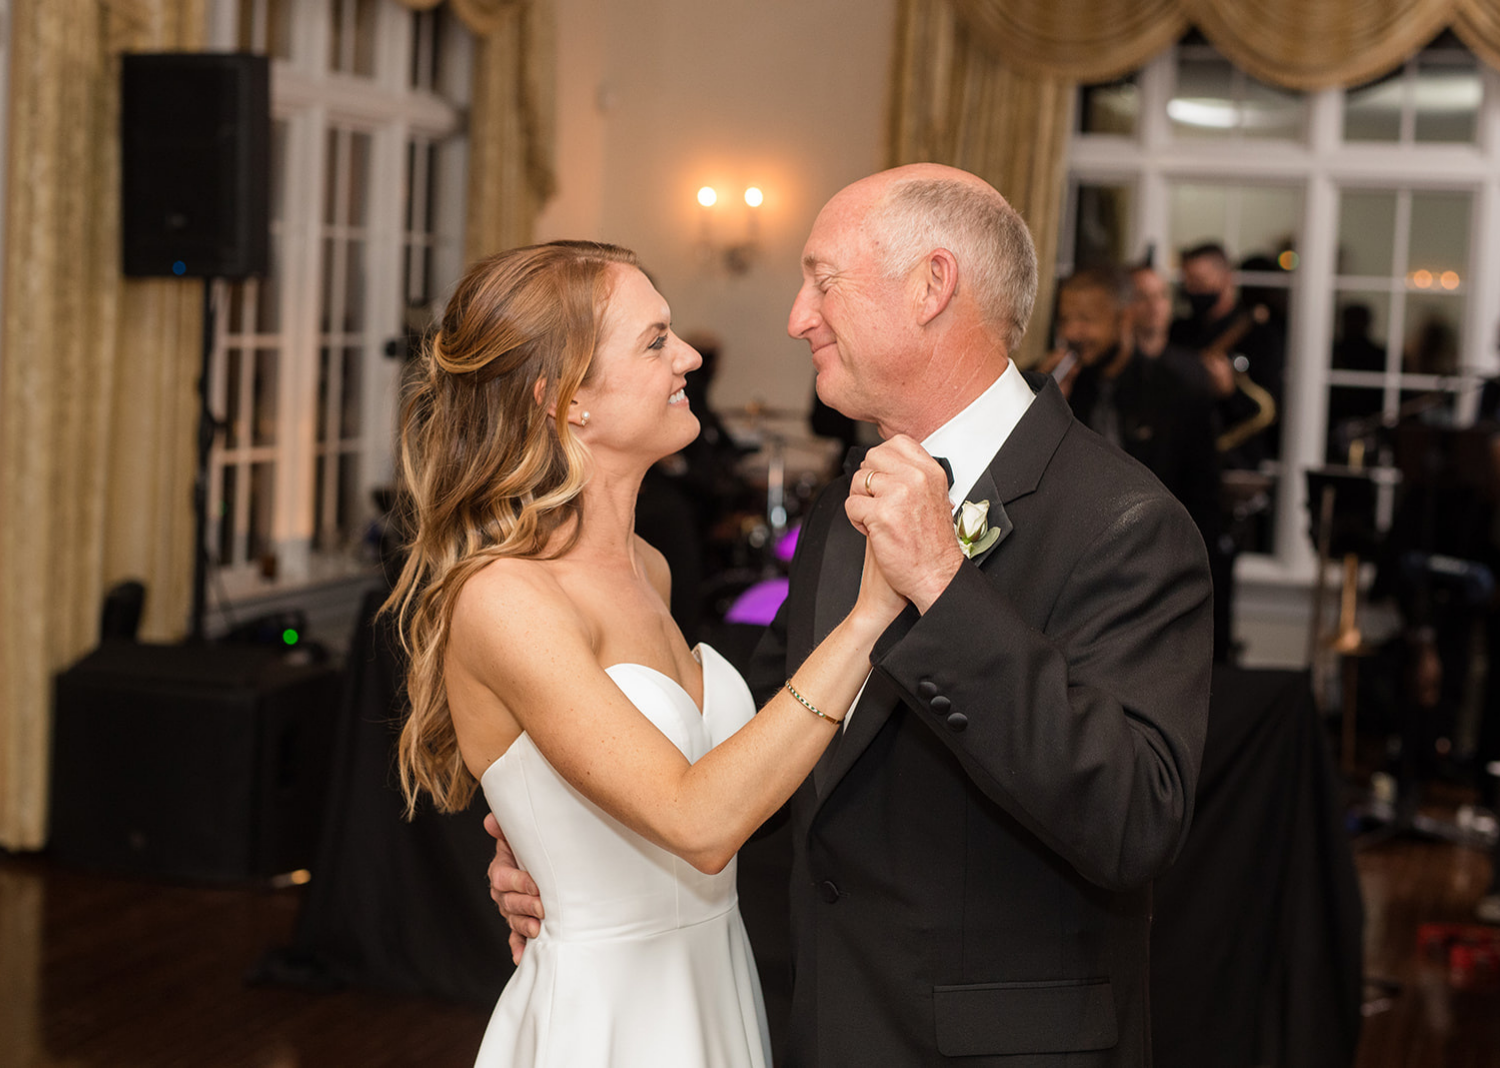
left=487, top=436, right=963, bottom=958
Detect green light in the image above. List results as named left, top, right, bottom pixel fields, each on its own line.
left=282, top=628, right=299, bottom=646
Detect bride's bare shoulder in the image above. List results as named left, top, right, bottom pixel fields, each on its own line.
left=451, top=556, right=586, bottom=650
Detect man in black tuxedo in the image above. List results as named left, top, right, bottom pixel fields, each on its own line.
left=492, top=164, right=1213, bottom=1065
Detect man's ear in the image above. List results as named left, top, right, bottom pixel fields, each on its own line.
left=916, top=248, right=960, bottom=326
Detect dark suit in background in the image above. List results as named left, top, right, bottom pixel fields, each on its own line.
left=748, top=375, right=1213, bottom=1066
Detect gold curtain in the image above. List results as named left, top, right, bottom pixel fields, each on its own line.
left=949, top=0, right=1497, bottom=89
left=892, top=0, right=1500, bottom=369
left=393, top=0, right=556, bottom=255
left=890, top=0, right=1075, bottom=368
left=0, top=0, right=206, bottom=851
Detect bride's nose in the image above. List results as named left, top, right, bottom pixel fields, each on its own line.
left=675, top=338, right=703, bottom=373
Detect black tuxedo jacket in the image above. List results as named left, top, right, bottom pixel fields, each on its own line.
left=746, top=374, right=1213, bottom=1066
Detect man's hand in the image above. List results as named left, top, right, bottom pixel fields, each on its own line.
left=485, top=812, right=543, bottom=965
left=845, top=436, right=965, bottom=614
left=1200, top=350, right=1236, bottom=398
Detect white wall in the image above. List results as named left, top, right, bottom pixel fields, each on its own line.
left=535, top=0, right=897, bottom=415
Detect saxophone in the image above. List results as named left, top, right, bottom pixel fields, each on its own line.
left=1202, top=304, right=1278, bottom=453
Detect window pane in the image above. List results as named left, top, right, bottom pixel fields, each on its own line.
left=1402, top=292, right=1463, bottom=376
left=248, top=461, right=275, bottom=562
left=224, top=348, right=243, bottom=449
left=345, top=239, right=366, bottom=332
left=317, top=347, right=332, bottom=442
left=320, top=237, right=337, bottom=333
left=1242, top=78, right=1305, bottom=141
left=424, top=142, right=440, bottom=232
left=256, top=243, right=281, bottom=332
left=404, top=141, right=418, bottom=231
left=1332, top=293, right=1391, bottom=372
left=252, top=348, right=278, bottom=446
left=1414, top=54, right=1480, bottom=143
left=347, top=132, right=372, bottom=227
left=353, top=0, right=379, bottom=77
left=267, top=0, right=292, bottom=60
left=1169, top=183, right=1228, bottom=254
left=1343, top=71, right=1402, bottom=143
left=1236, top=187, right=1300, bottom=261
left=330, top=0, right=346, bottom=72
left=324, top=130, right=341, bottom=226
left=313, top=454, right=327, bottom=545
left=1337, top=191, right=1397, bottom=277
left=226, top=282, right=246, bottom=334
left=340, top=347, right=362, bottom=438
left=1079, top=78, right=1139, bottom=136
left=1072, top=184, right=1132, bottom=270
left=1171, top=55, right=1235, bottom=140
left=337, top=452, right=361, bottom=536
left=1408, top=191, right=1471, bottom=277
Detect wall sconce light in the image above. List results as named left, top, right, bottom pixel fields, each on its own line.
left=697, top=185, right=763, bottom=274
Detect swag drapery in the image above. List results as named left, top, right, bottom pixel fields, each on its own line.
left=889, top=0, right=1500, bottom=366
left=0, top=0, right=555, bottom=851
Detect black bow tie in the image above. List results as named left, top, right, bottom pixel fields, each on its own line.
left=934, top=456, right=954, bottom=490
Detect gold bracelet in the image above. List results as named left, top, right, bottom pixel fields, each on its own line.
left=785, top=678, right=842, bottom=724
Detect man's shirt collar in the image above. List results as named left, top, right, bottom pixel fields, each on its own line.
left=921, top=360, right=1035, bottom=509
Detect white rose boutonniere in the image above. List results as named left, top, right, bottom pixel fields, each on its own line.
left=956, top=499, right=1002, bottom=559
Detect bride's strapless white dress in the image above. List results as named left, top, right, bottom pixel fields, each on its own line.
left=475, top=643, right=772, bottom=1068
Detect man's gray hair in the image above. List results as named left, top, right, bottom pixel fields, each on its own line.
left=873, top=177, right=1038, bottom=353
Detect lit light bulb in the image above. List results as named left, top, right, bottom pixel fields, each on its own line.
left=1440, top=270, right=1460, bottom=290
left=697, top=187, right=717, bottom=208
left=744, top=187, right=763, bottom=208
left=1411, top=269, right=1434, bottom=289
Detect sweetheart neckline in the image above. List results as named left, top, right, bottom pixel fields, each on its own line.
left=479, top=646, right=725, bottom=784
left=601, top=660, right=704, bottom=718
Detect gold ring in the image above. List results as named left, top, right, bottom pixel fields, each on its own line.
left=864, top=469, right=875, bottom=495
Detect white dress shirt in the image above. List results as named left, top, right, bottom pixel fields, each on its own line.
left=842, top=359, right=1035, bottom=728
left=921, top=358, right=1036, bottom=508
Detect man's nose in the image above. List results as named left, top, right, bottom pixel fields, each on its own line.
left=787, top=286, right=818, bottom=339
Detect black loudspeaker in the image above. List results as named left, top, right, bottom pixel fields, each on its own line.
left=121, top=52, right=270, bottom=279
left=50, top=641, right=340, bottom=883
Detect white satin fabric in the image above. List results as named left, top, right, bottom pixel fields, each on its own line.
left=475, top=643, right=772, bottom=1068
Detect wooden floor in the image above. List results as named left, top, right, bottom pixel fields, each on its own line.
left=3, top=797, right=1498, bottom=1067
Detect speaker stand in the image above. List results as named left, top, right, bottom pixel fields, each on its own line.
left=190, top=280, right=221, bottom=641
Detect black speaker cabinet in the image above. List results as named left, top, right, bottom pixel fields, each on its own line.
left=120, top=52, right=270, bottom=279
left=50, top=641, right=340, bottom=883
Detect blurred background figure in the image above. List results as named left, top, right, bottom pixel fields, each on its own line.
left=1049, top=266, right=1229, bottom=660
left=1130, top=261, right=1220, bottom=404
left=1172, top=242, right=1286, bottom=468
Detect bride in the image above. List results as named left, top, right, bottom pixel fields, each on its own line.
left=388, top=240, right=903, bottom=1067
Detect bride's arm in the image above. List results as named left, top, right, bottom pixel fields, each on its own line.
left=453, top=544, right=901, bottom=876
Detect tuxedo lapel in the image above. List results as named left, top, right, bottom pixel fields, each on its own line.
left=813, top=607, right=916, bottom=803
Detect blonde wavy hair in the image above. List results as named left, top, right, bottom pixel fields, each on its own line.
left=387, top=240, right=639, bottom=815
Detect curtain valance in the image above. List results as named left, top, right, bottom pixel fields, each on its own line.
left=951, top=0, right=1500, bottom=90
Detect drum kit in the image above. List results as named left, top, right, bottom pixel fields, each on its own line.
left=708, top=402, right=845, bottom=625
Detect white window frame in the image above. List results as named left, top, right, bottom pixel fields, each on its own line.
left=204, top=0, right=469, bottom=603
left=1065, top=45, right=1500, bottom=589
